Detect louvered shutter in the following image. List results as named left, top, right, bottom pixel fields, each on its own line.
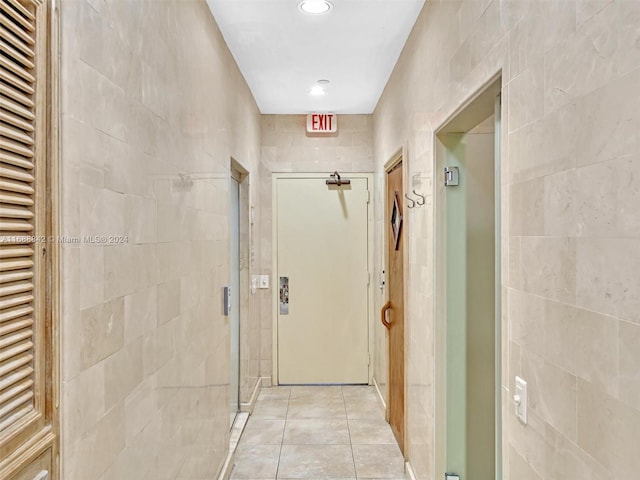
left=0, top=0, right=43, bottom=443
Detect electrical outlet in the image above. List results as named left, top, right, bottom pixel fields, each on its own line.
left=259, top=275, right=269, bottom=289
left=514, top=376, right=527, bottom=425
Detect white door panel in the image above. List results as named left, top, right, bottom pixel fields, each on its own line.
left=276, top=176, right=370, bottom=384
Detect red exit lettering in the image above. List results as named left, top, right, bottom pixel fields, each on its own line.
left=307, top=114, right=337, bottom=133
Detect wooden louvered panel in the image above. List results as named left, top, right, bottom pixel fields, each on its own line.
left=1, top=151, right=35, bottom=170
left=0, top=305, right=34, bottom=323
left=0, top=293, right=34, bottom=311
left=0, top=219, right=33, bottom=231
left=0, top=338, right=33, bottom=363
left=0, top=204, right=33, bottom=219
left=0, top=164, right=34, bottom=181
left=0, top=138, right=33, bottom=158
left=2, top=0, right=35, bottom=19
left=0, top=259, right=34, bottom=272
left=0, top=25, right=35, bottom=58
left=0, top=0, right=55, bottom=477
left=0, top=246, right=33, bottom=259
left=0, top=378, right=33, bottom=406
left=0, top=281, right=33, bottom=298
left=0, top=0, right=34, bottom=31
left=0, top=38, right=34, bottom=70
left=0, top=271, right=33, bottom=284
left=0, top=66, right=33, bottom=94
left=0, top=83, right=36, bottom=115
left=0, top=177, right=34, bottom=195
left=0, top=191, right=33, bottom=206
left=0, top=111, right=34, bottom=133
left=0, top=55, right=34, bottom=83
left=0, top=353, right=33, bottom=380
left=0, top=317, right=33, bottom=336
left=1, top=123, right=35, bottom=145
left=0, top=11, right=34, bottom=47
left=1, top=0, right=37, bottom=451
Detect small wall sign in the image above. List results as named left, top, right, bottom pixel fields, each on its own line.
left=306, top=113, right=337, bottom=133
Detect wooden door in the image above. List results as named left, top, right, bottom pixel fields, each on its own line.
left=384, top=162, right=405, bottom=452
left=276, top=175, right=370, bottom=384
left=1, top=0, right=58, bottom=479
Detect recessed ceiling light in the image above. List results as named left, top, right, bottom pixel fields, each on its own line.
left=298, top=0, right=333, bottom=15
left=308, top=85, right=327, bottom=96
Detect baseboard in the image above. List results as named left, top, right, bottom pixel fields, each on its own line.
left=260, top=375, right=272, bottom=388
left=240, top=377, right=262, bottom=413
left=405, top=461, right=418, bottom=480
left=217, top=413, right=250, bottom=480
left=217, top=450, right=234, bottom=480
left=372, top=376, right=387, bottom=411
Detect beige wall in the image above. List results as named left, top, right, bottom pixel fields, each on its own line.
left=259, top=114, right=374, bottom=382
left=373, top=0, right=640, bottom=479
left=59, top=1, right=261, bottom=479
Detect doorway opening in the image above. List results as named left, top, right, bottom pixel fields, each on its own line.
left=230, top=161, right=249, bottom=428
left=434, top=76, right=502, bottom=480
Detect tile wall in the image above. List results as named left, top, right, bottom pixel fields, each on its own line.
left=372, top=0, right=640, bottom=478
left=59, top=1, right=261, bottom=478
left=258, top=114, right=375, bottom=384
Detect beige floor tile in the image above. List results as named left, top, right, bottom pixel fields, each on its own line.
left=240, top=418, right=286, bottom=445
left=283, top=418, right=350, bottom=445
left=252, top=399, right=289, bottom=419
left=278, top=444, right=356, bottom=478
left=290, top=385, right=344, bottom=400
left=352, top=444, right=405, bottom=478
left=341, top=385, right=378, bottom=401
left=231, top=444, right=281, bottom=479
left=287, top=396, right=346, bottom=419
left=259, top=386, right=292, bottom=401
left=344, top=397, right=386, bottom=421
left=348, top=419, right=397, bottom=445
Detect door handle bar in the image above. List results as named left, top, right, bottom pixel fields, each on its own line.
left=381, top=301, right=392, bottom=330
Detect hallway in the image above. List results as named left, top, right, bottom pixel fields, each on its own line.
left=230, top=386, right=405, bottom=479
left=2, top=1, right=640, bottom=479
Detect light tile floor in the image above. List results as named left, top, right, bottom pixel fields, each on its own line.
left=230, top=386, right=406, bottom=480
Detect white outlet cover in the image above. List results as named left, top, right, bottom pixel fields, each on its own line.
left=515, top=376, right=528, bottom=425
left=259, top=275, right=269, bottom=289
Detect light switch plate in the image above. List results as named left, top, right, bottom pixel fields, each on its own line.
left=515, top=376, right=528, bottom=425
left=259, top=275, right=269, bottom=289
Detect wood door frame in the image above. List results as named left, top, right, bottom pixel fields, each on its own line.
left=382, top=146, right=409, bottom=455
left=271, top=172, right=374, bottom=386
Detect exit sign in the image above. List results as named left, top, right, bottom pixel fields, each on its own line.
left=307, top=113, right=337, bottom=133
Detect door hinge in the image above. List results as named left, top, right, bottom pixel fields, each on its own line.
left=367, top=272, right=371, bottom=286
left=444, top=166, right=459, bottom=186
left=366, top=189, right=371, bottom=203
left=368, top=353, right=371, bottom=366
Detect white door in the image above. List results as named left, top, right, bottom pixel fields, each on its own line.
left=276, top=175, right=371, bottom=384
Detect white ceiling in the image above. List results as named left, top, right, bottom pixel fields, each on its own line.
left=205, top=0, right=426, bottom=114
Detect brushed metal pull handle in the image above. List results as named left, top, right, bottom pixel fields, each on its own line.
left=279, top=276, right=289, bottom=315
left=381, top=301, right=392, bottom=330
